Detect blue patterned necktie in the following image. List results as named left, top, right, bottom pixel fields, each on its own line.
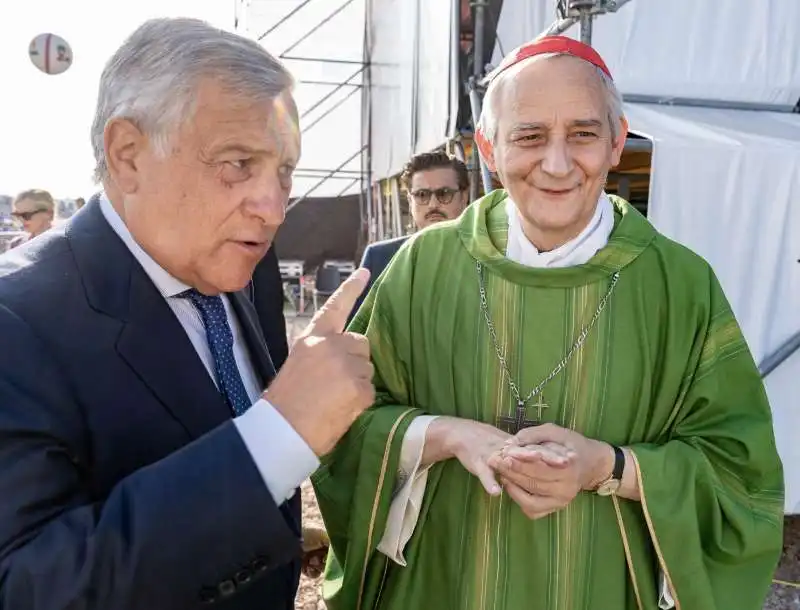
left=181, top=289, right=251, bottom=416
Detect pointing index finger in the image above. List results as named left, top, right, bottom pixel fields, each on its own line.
left=303, top=268, right=371, bottom=336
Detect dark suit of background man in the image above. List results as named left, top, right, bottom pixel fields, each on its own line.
left=0, top=18, right=373, bottom=610
left=350, top=152, right=470, bottom=321
left=252, top=246, right=290, bottom=368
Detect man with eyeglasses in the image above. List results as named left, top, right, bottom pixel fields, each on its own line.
left=350, top=152, right=470, bottom=319
left=8, top=189, right=55, bottom=249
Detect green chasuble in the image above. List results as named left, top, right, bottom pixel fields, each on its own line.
left=311, top=191, right=784, bottom=610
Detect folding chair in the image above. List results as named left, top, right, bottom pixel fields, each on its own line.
left=312, top=265, right=343, bottom=312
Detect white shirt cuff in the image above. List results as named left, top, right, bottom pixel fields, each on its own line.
left=234, top=398, right=320, bottom=505
left=377, top=415, right=439, bottom=565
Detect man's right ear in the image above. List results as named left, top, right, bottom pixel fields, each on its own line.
left=104, top=118, right=146, bottom=194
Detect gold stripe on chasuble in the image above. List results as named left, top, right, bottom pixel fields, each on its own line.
left=548, top=283, right=587, bottom=609
left=356, top=408, right=418, bottom=610
left=477, top=271, right=518, bottom=610
left=628, top=451, right=681, bottom=610
left=612, top=496, right=645, bottom=610
left=697, top=314, right=747, bottom=380
left=553, top=278, right=620, bottom=610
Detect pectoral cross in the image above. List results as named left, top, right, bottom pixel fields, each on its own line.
left=530, top=396, right=549, bottom=421
left=497, top=398, right=548, bottom=434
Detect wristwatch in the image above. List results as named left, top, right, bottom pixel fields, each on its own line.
left=595, top=445, right=625, bottom=496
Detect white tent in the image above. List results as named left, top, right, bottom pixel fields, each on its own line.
left=495, top=0, right=800, bottom=512
left=368, top=0, right=460, bottom=180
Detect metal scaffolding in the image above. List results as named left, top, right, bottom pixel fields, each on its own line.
left=236, top=0, right=368, bottom=215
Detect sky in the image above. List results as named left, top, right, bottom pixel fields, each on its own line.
left=0, top=0, right=364, bottom=200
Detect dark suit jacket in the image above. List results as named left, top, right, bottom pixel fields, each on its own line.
left=349, top=236, right=408, bottom=324
left=0, top=197, right=301, bottom=609
left=251, top=247, right=289, bottom=368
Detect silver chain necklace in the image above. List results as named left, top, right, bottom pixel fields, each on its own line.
left=476, top=261, right=619, bottom=432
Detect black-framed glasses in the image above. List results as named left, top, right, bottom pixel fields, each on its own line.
left=12, top=209, right=48, bottom=221
left=409, top=187, right=462, bottom=205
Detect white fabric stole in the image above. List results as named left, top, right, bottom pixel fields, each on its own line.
left=659, top=573, right=676, bottom=609
left=504, top=191, right=614, bottom=269
left=377, top=416, right=439, bottom=564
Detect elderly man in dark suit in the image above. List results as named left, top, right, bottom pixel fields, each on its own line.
left=0, top=18, right=373, bottom=610
left=351, top=152, right=470, bottom=320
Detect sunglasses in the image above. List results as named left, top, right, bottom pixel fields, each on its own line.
left=409, top=187, right=462, bottom=205
left=12, top=209, right=48, bottom=221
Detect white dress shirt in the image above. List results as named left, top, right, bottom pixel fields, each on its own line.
left=99, top=196, right=318, bottom=505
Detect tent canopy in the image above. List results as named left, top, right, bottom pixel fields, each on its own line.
left=368, top=0, right=459, bottom=180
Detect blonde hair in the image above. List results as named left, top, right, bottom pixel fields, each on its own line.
left=13, top=189, right=55, bottom=212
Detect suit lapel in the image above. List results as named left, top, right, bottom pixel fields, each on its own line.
left=228, top=290, right=277, bottom=387
left=116, top=270, right=231, bottom=438
left=68, top=195, right=231, bottom=439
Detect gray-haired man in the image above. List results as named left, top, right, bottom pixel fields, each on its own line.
left=0, top=18, right=373, bottom=609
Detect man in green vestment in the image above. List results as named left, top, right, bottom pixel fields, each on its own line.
left=312, top=36, right=784, bottom=610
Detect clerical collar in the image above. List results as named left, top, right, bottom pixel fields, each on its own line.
left=505, top=193, right=614, bottom=268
